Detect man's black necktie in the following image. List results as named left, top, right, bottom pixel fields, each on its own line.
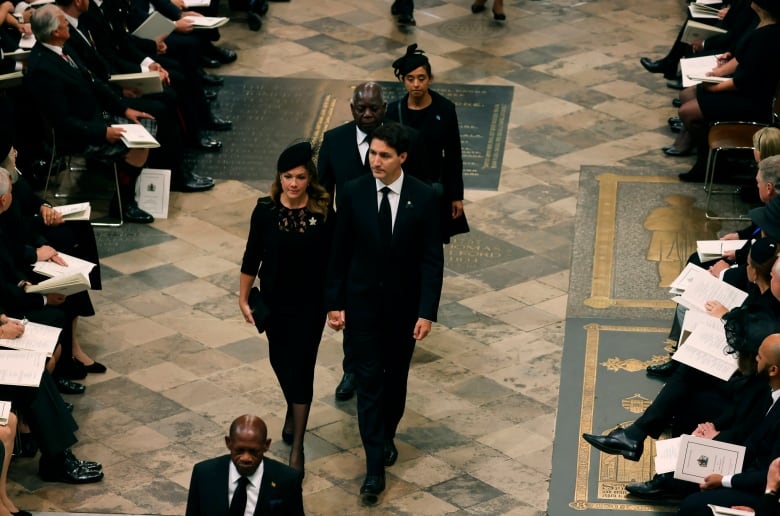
left=379, top=186, right=392, bottom=244
left=229, top=476, right=249, bottom=516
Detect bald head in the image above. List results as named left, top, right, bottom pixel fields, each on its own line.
left=225, top=415, right=269, bottom=476
left=351, top=82, right=386, bottom=134
left=761, top=334, right=780, bottom=364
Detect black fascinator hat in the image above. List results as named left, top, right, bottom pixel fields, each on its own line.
left=392, top=44, right=431, bottom=80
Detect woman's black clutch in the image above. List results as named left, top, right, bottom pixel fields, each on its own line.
left=248, top=286, right=270, bottom=333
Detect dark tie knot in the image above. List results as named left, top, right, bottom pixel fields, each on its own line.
left=237, top=476, right=249, bottom=487
left=381, top=186, right=391, bottom=197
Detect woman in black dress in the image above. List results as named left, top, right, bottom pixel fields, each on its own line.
left=667, top=0, right=780, bottom=160
left=387, top=44, right=467, bottom=244
left=238, top=142, right=331, bottom=473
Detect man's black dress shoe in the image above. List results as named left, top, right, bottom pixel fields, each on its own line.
left=172, top=171, right=215, bottom=192
left=626, top=473, right=687, bottom=499
left=207, top=114, right=233, bottom=131
left=198, top=69, right=224, bottom=86
left=200, top=56, right=221, bottom=69
left=39, top=459, right=104, bottom=484
left=471, top=1, right=487, bottom=13
left=398, top=13, right=416, bottom=25
left=122, top=204, right=155, bottom=224
left=672, top=98, right=682, bottom=108
left=670, top=121, right=683, bottom=134
left=64, top=449, right=102, bottom=471
left=640, top=57, right=668, bottom=74
left=247, top=11, right=262, bottom=31
left=194, top=135, right=223, bottom=152
left=205, top=90, right=217, bottom=101
left=384, top=440, right=398, bottom=467
left=663, top=145, right=695, bottom=157
left=335, top=372, right=356, bottom=401
left=667, top=116, right=681, bottom=126
left=55, top=377, right=85, bottom=395
left=667, top=79, right=684, bottom=90
left=209, top=46, right=237, bottom=64
left=360, top=474, right=385, bottom=506
left=647, top=359, right=678, bottom=378
left=582, top=427, right=643, bottom=461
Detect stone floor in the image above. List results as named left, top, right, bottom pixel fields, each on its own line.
left=6, top=0, right=723, bottom=514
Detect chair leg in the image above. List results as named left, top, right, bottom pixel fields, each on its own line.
left=704, top=148, right=718, bottom=218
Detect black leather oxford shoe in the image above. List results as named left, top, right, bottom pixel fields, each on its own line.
left=207, top=114, right=233, bottom=131
left=360, top=474, right=385, bottom=506
left=194, top=135, right=223, bottom=152
left=55, top=377, right=86, bottom=394
left=122, top=204, right=154, bottom=224
left=248, top=11, right=262, bottom=31
left=64, top=449, right=102, bottom=471
left=384, top=440, right=398, bottom=467
left=171, top=171, right=215, bottom=192
left=210, top=46, right=237, bottom=64
left=646, top=360, right=678, bottom=378
left=198, top=70, right=224, bottom=86
left=39, top=459, right=104, bottom=484
left=582, top=427, right=643, bottom=461
left=626, top=473, right=688, bottom=499
left=640, top=57, right=669, bottom=74
left=335, top=373, right=356, bottom=401
left=200, top=56, right=221, bottom=69
left=672, top=98, right=682, bottom=108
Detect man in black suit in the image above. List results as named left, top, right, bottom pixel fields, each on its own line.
left=318, top=81, right=424, bottom=403
left=325, top=122, right=444, bottom=506
left=185, top=414, right=304, bottom=516
left=677, top=333, right=780, bottom=514
left=27, top=4, right=155, bottom=223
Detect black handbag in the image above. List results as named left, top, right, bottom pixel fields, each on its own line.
left=248, top=286, right=270, bottom=333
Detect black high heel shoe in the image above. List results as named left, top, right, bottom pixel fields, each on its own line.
left=471, top=1, right=487, bottom=13
left=492, top=8, right=506, bottom=20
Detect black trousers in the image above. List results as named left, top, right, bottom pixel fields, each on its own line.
left=0, top=371, right=78, bottom=457
left=351, top=326, right=416, bottom=475
left=634, top=364, right=725, bottom=438
left=678, top=487, right=759, bottom=515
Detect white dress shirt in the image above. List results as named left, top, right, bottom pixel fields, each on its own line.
left=356, top=126, right=369, bottom=165
left=228, top=460, right=264, bottom=516
left=376, top=173, right=404, bottom=233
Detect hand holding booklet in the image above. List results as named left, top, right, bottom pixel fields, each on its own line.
left=111, top=124, right=160, bottom=149
left=53, top=202, right=91, bottom=221
left=654, top=435, right=745, bottom=483
left=0, top=320, right=61, bottom=356
left=670, top=264, right=748, bottom=312
left=33, top=251, right=96, bottom=279
left=25, top=273, right=91, bottom=296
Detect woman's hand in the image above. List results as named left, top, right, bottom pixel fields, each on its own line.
left=704, top=300, right=729, bottom=319
left=239, top=299, right=255, bottom=325
left=692, top=422, right=719, bottom=439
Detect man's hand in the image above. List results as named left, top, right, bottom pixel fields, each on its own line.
left=106, top=126, right=125, bottom=143
left=413, top=318, right=432, bottom=340
left=174, top=17, right=194, bottom=33
left=39, top=204, right=63, bottom=226
left=45, top=293, right=66, bottom=306
left=154, top=35, right=167, bottom=54
left=721, top=232, right=739, bottom=241
left=124, top=108, right=155, bottom=123
left=692, top=422, right=719, bottom=439
left=717, top=6, right=730, bottom=19
left=451, top=200, right=464, bottom=219
left=327, top=310, right=345, bottom=331
left=767, top=457, right=780, bottom=493
left=0, top=319, right=25, bottom=339
left=700, top=473, right=723, bottom=490
left=36, top=245, right=67, bottom=265
left=708, top=260, right=730, bottom=278
left=148, top=62, right=170, bottom=84
left=122, top=87, right=141, bottom=98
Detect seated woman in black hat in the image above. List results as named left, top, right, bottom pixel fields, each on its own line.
left=238, top=141, right=332, bottom=474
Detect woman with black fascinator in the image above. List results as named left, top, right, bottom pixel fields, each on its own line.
left=387, top=44, right=468, bottom=244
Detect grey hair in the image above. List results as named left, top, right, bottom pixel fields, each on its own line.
left=351, top=82, right=385, bottom=105
left=31, top=4, right=64, bottom=42
left=759, top=155, right=780, bottom=187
